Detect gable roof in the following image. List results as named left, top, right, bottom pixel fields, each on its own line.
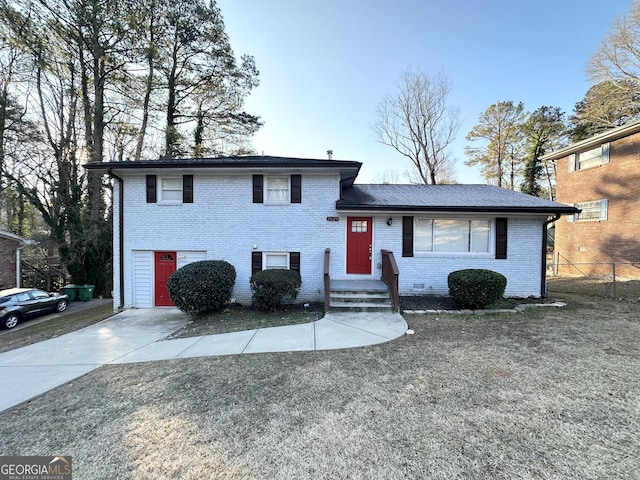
left=541, top=119, right=640, bottom=162
left=84, top=156, right=362, bottom=188
left=338, top=184, right=577, bottom=215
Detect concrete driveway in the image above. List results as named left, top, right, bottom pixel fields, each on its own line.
left=0, top=298, right=112, bottom=335
left=0, top=308, right=407, bottom=412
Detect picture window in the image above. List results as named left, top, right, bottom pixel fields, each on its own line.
left=414, top=219, right=491, bottom=253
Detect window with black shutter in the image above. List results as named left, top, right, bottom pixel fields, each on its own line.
left=253, top=175, right=264, bottom=203
left=254, top=175, right=302, bottom=204
left=146, top=175, right=157, bottom=203
left=252, top=251, right=301, bottom=275
left=402, top=216, right=414, bottom=257
left=495, top=218, right=508, bottom=259
left=289, top=252, right=300, bottom=272
left=291, top=175, right=301, bottom=203
left=251, top=251, right=263, bottom=275
left=183, top=175, right=193, bottom=203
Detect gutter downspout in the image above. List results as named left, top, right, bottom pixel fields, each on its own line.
left=541, top=213, right=561, bottom=297
left=107, top=168, right=125, bottom=309
left=16, top=240, right=36, bottom=288
left=16, top=245, right=25, bottom=287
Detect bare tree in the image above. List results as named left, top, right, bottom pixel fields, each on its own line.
left=585, top=1, right=640, bottom=135
left=372, top=69, right=459, bottom=185
left=370, top=169, right=403, bottom=184
left=588, top=1, right=640, bottom=84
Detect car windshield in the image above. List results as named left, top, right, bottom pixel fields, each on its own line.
left=31, top=291, right=50, bottom=299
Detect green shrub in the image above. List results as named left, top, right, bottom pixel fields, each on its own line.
left=447, top=269, right=507, bottom=309
left=167, top=260, right=236, bottom=314
left=250, top=269, right=302, bottom=312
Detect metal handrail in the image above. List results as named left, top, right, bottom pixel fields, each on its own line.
left=323, top=248, right=330, bottom=313
left=323, top=248, right=331, bottom=313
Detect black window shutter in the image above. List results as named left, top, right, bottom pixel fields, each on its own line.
left=291, top=175, right=301, bottom=203
left=251, top=251, right=262, bottom=275
left=495, top=218, right=508, bottom=259
left=183, top=175, right=193, bottom=203
left=253, top=175, right=263, bottom=203
left=402, top=216, right=414, bottom=257
left=289, top=252, right=300, bottom=272
left=146, top=175, right=157, bottom=203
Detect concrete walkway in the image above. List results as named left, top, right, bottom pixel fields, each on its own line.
left=0, top=308, right=407, bottom=412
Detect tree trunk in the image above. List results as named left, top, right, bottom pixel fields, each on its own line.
left=135, top=13, right=156, bottom=161
left=164, top=42, right=178, bottom=158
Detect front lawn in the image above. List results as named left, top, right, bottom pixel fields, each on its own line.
left=167, top=302, right=324, bottom=339
left=0, top=290, right=638, bottom=478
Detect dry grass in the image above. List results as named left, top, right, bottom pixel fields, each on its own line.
left=548, top=276, right=640, bottom=301
left=168, top=302, right=324, bottom=339
left=0, top=290, right=638, bottom=479
left=0, top=302, right=114, bottom=354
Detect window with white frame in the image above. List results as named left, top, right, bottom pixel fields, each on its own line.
left=569, top=143, right=610, bottom=171
left=415, top=218, right=491, bottom=253
left=264, top=252, right=289, bottom=269
left=351, top=220, right=368, bottom=232
left=265, top=177, right=289, bottom=203
left=160, top=177, right=182, bottom=201
left=572, top=199, right=608, bottom=222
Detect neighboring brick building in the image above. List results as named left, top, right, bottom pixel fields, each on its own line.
left=541, top=120, right=640, bottom=277
left=0, top=230, right=32, bottom=289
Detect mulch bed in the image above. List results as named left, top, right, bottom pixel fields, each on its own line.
left=400, top=294, right=559, bottom=311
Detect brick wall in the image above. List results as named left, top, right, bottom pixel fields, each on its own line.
left=380, top=217, right=546, bottom=298
left=0, top=237, right=19, bottom=289
left=115, top=172, right=551, bottom=308
left=119, top=173, right=344, bottom=307
left=555, top=132, right=640, bottom=275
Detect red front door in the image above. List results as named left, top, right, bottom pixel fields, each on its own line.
left=154, top=251, right=176, bottom=306
left=346, top=217, right=372, bottom=274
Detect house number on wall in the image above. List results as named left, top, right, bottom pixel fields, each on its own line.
left=326, top=217, right=340, bottom=222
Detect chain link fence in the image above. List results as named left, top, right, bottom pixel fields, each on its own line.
left=547, top=258, right=640, bottom=300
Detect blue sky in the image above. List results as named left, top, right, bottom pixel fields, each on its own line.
left=216, top=0, right=632, bottom=184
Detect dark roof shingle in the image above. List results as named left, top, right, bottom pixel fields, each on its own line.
left=338, top=184, right=577, bottom=214
left=85, top=155, right=362, bottom=170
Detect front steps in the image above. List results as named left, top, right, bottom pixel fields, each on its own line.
left=329, top=280, right=393, bottom=313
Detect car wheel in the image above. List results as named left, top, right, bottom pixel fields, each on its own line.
left=56, top=299, right=69, bottom=313
left=3, top=314, right=20, bottom=329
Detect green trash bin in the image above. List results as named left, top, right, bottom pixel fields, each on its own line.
left=62, top=285, right=79, bottom=301
left=77, top=285, right=95, bottom=302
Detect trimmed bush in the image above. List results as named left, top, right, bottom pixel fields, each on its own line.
left=250, top=269, right=302, bottom=312
left=167, top=260, right=236, bottom=314
left=447, top=269, right=507, bottom=309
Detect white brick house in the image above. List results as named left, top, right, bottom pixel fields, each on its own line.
left=86, top=156, right=577, bottom=310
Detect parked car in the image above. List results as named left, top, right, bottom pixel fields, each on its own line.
left=0, top=288, right=70, bottom=329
